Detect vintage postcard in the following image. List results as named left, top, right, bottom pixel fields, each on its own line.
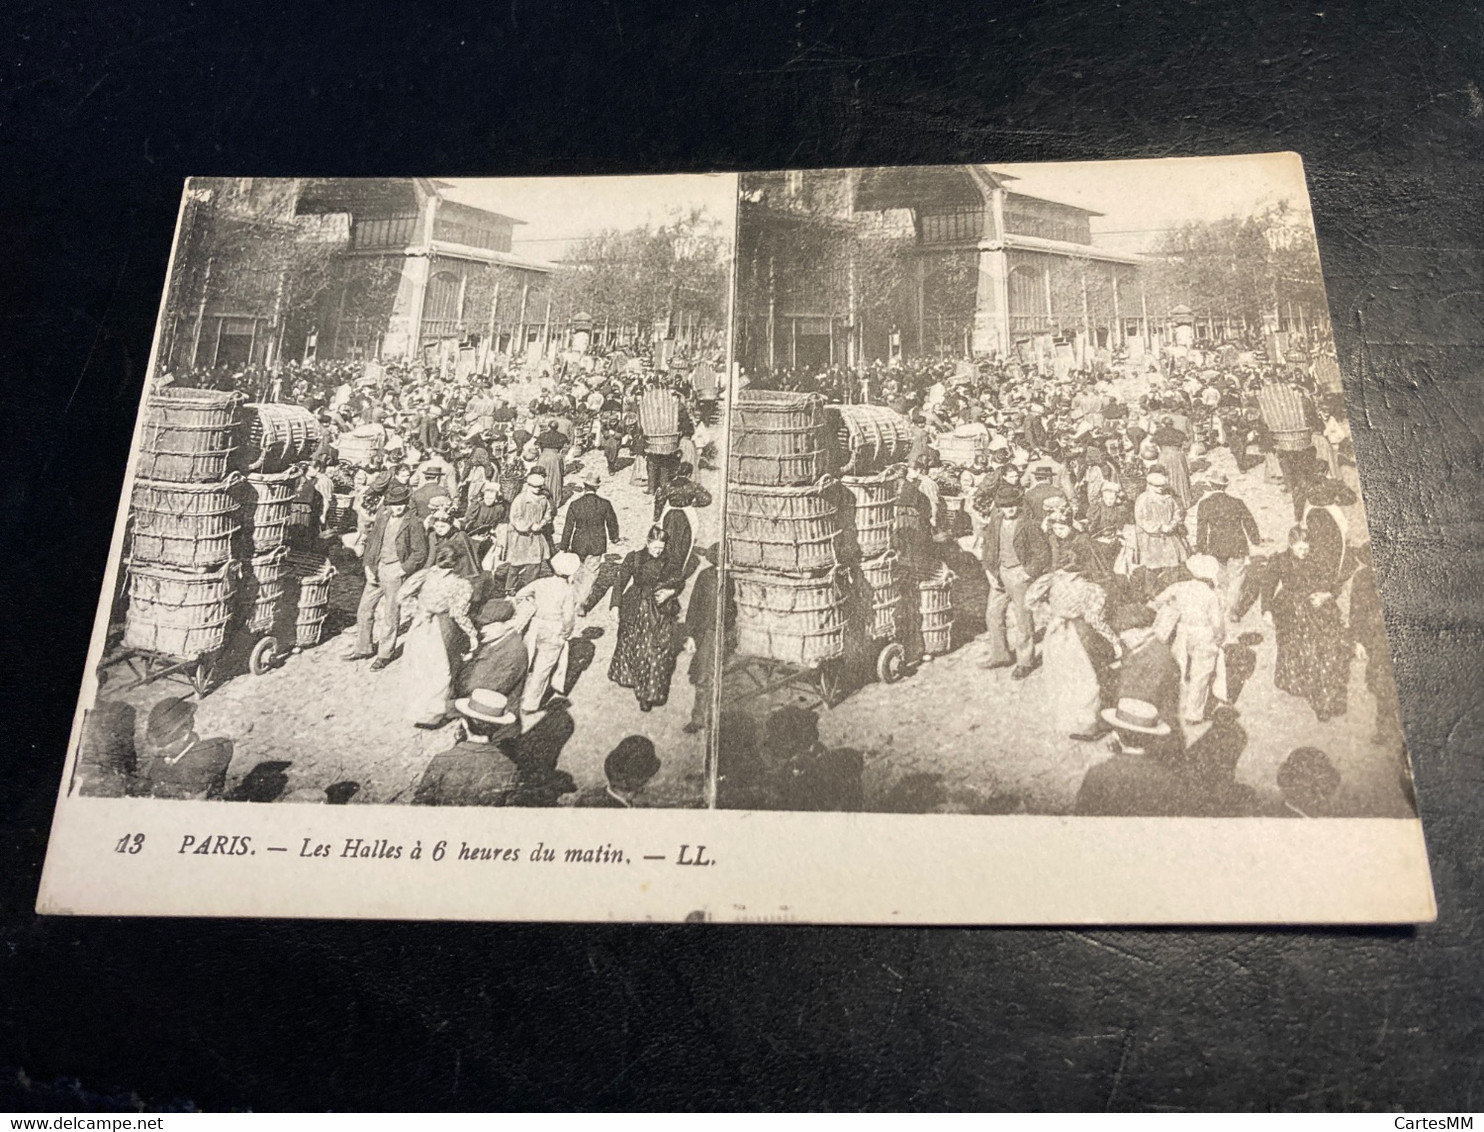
left=38, top=158, right=1435, bottom=923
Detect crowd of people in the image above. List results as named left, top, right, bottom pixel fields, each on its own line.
left=730, top=338, right=1406, bottom=818
left=152, top=342, right=725, bottom=808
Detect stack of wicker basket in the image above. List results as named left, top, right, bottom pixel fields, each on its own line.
left=828, top=403, right=913, bottom=651
left=726, top=390, right=847, bottom=668
left=234, top=403, right=325, bottom=638
left=123, top=387, right=244, bottom=662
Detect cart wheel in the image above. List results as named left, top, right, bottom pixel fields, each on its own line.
left=818, top=660, right=847, bottom=707
left=876, top=642, right=906, bottom=685
left=249, top=636, right=279, bottom=676
left=190, top=657, right=217, bottom=697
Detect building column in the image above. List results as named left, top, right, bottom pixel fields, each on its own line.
left=384, top=252, right=432, bottom=360
left=971, top=244, right=1009, bottom=357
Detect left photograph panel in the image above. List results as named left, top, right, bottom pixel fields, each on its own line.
left=64, top=175, right=735, bottom=811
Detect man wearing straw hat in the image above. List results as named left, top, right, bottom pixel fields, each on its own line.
left=413, top=689, right=522, bottom=807
left=1073, top=698, right=1195, bottom=816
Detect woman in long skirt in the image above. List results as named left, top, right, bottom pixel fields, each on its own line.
left=1265, top=526, right=1351, bottom=722
left=607, top=526, right=682, bottom=711
left=402, top=545, right=479, bottom=729
left=1027, top=562, right=1122, bottom=740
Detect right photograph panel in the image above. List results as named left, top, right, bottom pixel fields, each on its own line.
left=717, top=156, right=1417, bottom=820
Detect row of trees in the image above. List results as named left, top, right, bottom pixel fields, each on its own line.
left=1142, top=201, right=1329, bottom=336
left=550, top=208, right=731, bottom=347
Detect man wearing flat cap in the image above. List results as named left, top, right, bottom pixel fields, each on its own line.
left=349, top=480, right=428, bottom=669
left=976, top=482, right=1051, bottom=678
left=505, top=470, right=554, bottom=593
left=1133, top=469, right=1187, bottom=598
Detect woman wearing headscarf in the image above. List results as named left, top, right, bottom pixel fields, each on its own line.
left=535, top=420, right=566, bottom=508
left=607, top=525, right=683, bottom=712
left=463, top=446, right=495, bottom=509
left=401, top=544, right=479, bottom=729
left=1026, top=540, right=1122, bottom=740
left=1263, top=525, right=1351, bottom=723
left=654, top=474, right=713, bottom=585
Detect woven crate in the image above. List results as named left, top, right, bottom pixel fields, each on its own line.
left=839, top=466, right=904, bottom=560
left=129, top=476, right=241, bottom=569
left=729, top=389, right=829, bottom=486
left=732, top=569, right=846, bottom=667
left=726, top=479, right=839, bottom=573
left=858, top=550, right=901, bottom=641
left=335, top=424, right=385, bottom=468
left=137, top=387, right=242, bottom=483
left=827, top=403, right=913, bottom=476
left=122, top=558, right=239, bottom=660
left=917, top=563, right=956, bottom=656
left=1256, top=384, right=1313, bottom=451
left=242, top=403, right=322, bottom=473
left=239, top=470, right=298, bottom=554
left=285, top=551, right=337, bottom=648
left=638, top=388, right=682, bottom=455
left=243, top=545, right=290, bottom=635
left=935, top=431, right=986, bottom=468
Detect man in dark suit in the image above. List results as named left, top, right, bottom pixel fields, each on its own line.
left=559, top=474, right=620, bottom=560
left=1194, top=470, right=1262, bottom=619
left=978, top=484, right=1051, bottom=678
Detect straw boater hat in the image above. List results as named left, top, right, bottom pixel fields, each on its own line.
left=550, top=552, right=581, bottom=578
left=1145, top=470, right=1169, bottom=487
left=524, top=469, right=546, bottom=486
left=1100, top=698, right=1172, bottom=737
left=454, top=688, right=518, bottom=726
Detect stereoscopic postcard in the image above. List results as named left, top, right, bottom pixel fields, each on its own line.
left=37, top=156, right=1435, bottom=923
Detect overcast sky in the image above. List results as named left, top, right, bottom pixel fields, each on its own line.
left=989, top=153, right=1314, bottom=253
left=441, top=173, right=738, bottom=261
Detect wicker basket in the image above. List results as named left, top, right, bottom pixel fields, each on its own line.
left=238, top=470, right=298, bottom=554
left=336, top=424, right=385, bottom=468
left=242, top=403, right=322, bottom=473
left=917, top=563, right=956, bottom=656
left=858, top=550, right=901, bottom=641
left=137, top=387, right=242, bottom=483
left=129, top=476, right=242, bottom=569
left=1256, top=384, right=1313, bottom=451
left=838, top=465, right=904, bottom=560
left=242, top=544, right=290, bottom=635
left=827, top=404, right=913, bottom=476
left=285, top=551, right=337, bottom=648
left=935, top=431, right=986, bottom=468
left=638, top=388, right=682, bottom=455
left=122, top=558, right=239, bottom=660
left=726, top=478, right=839, bottom=573
left=732, top=569, right=847, bottom=667
left=729, top=389, right=829, bottom=486
left=326, top=492, right=357, bottom=533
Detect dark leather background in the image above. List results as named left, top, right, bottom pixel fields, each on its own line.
left=2, top=0, right=1481, bottom=1111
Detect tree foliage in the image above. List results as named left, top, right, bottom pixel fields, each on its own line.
left=551, top=207, right=730, bottom=337
left=1143, top=202, right=1328, bottom=329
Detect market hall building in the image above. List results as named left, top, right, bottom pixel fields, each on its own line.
left=735, top=165, right=1148, bottom=373
left=156, top=177, right=556, bottom=374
